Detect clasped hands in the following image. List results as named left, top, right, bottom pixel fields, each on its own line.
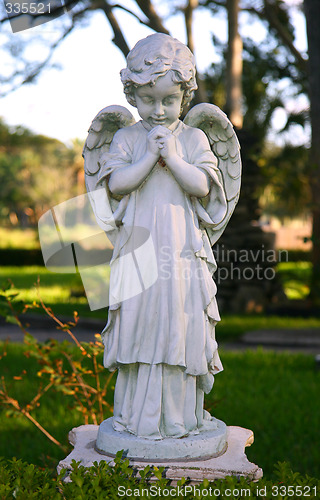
left=147, top=126, right=177, bottom=165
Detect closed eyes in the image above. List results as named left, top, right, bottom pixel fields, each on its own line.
left=138, top=95, right=180, bottom=105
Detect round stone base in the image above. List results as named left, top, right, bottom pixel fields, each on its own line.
left=95, top=417, right=228, bottom=462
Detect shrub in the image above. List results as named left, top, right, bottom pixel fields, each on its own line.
left=0, top=457, right=319, bottom=499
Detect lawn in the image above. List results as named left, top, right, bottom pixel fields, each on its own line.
left=1, top=263, right=319, bottom=337
left=0, top=341, right=319, bottom=480
left=0, top=266, right=107, bottom=318
left=1, top=248, right=319, bottom=483
left=0, top=228, right=39, bottom=249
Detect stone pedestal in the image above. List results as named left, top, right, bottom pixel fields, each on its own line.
left=96, top=417, right=227, bottom=461
left=57, top=425, right=263, bottom=483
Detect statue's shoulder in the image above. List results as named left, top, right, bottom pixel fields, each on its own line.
left=179, top=120, right=209, bottom=145
left=112, top=120, right=143, bottom=143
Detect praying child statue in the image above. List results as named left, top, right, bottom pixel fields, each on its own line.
left=83, top=33, right=241, bottom=460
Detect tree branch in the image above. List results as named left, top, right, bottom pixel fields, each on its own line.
left=198, top=0, right=226, bottom=8
left=112, top=3, right=153, bottom=29
left=200, top=0, right=307, bottom=71
left=246, top=2, right=307, bottom=72
left=0, top=4, right=91, bottom=96
left=97, top=0, right=130, bottom=57
left=135, top=0, right=170, bottom=34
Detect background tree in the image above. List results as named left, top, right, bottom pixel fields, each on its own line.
left=0, top=119, right=82, bottom=226
left=225, top=0, right=243, bottom=129
left=201, top=0, right=309, bottom=311
left=304, top=0, right=320, bottom=301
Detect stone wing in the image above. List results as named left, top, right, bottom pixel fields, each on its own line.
left=184, top=103, right=241, bottom=245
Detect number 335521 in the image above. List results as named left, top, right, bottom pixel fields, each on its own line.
left=5, top=3, right=51, bottom=14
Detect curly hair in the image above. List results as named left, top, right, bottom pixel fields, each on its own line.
left=120, top=33, right=197, bottom=110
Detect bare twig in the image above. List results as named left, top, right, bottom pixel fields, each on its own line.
left=93, top=353, right=103, bottom=420
left=112, top=3, right=153, bottom=28
left=29, top=381, right=55, bottom=409
left=62, top=350, right=98, bottom=424
left=0, top=378, right=66, bottom=451
left=35, top=279, right=86, bottom=353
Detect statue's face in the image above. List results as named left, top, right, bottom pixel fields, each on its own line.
left=134, top=72, right=184, bottom=128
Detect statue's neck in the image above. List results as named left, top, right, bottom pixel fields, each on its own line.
left=141, top=119, right=181, bottom=132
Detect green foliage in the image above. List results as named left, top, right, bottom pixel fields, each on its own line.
left=277, top=261, right=311, bottom=299
left=0, top=456, right=319, bottom=499
left=0, top=118, right=84, bottom=226
left=0, top=458, right=60, bottom=499
left=260, top=145, right=311, bottom=219
left=0, top=285, right=114, bottom=464
left=0, top=267, right=92, bottom=318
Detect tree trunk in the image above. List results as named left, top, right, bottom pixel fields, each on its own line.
left=184, top=0, right=207, bottom=104
left=215, top=0, right=285, bottom=313
left=304, top=0, right=320, bottom=300
left=226, top=0, right=243, bottom=128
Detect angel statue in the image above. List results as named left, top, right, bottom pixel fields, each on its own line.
left=83, top=33, right=241, bottom=460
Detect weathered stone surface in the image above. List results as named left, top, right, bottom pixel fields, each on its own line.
left=96, top=417, right=227, bottom=461
left=57, top=425, right=263, bottom=483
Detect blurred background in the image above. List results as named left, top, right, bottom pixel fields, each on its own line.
left=1, top=0, right=320, bottom=481
left=0, top=0, right=318, bottom=317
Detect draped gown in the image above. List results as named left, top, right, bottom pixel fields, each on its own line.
left=97, top=119, right=227, bottom=439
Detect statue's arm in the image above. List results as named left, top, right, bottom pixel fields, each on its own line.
left=165, top=155, right=210, bottom=198
left=160, top=127, right=213, bottom=198
left=108, top=128, right=162, bottom=195
left=109, top=151, right=158, bottom=195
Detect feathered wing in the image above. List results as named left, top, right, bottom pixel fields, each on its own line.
left=83, top=105, right=135, bottom=193
left=184, top=103, right=241, bottom=245
left=83, top=105, right=135, bottom=235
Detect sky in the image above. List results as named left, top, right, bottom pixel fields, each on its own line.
left=0, top=1, right=308, bottom=145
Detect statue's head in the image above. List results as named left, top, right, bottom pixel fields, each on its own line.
left=120, top=33, right=197, bottom=111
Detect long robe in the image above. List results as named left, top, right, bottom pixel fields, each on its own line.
left=97, top=119, right=227, bottom=439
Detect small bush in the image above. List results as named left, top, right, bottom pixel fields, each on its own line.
left=0, top=457, right=319, bottom=499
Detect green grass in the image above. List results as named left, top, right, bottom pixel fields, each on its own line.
left=0, top=227, right=312, bottom=303
left=0, top=266, right=108, bottom=318
left=0, top=228, right=39, bottom=249
left=209, top=348, right=320, bottom=478
left=217, top=313, right=320, bottom=341
left=277, top=261, right=311, bottom=300
left=0, top=342, right=81, bottom=468
left=0, top=341, right=115, bottom=469
left=1, top=264, right=320, bottom=331
left=1, top=342, right=319, bottom=479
